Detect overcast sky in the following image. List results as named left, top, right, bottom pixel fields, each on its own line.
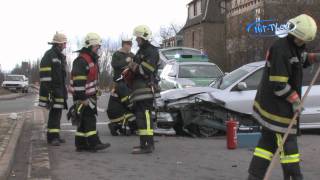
left=0, top=0, right=190, bottom=71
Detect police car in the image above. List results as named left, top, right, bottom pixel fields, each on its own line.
left=159, top=54, right=223, bottom=91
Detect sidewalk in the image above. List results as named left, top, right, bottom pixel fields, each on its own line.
left=0, top=111, right=31, bottom=179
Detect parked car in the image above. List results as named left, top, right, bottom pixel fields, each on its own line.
left=158, top=47, right=205, bottom=74
left=159, top=47, right=203, bottom=64
left=156, top=61, right=320, bottom=137
left=2, top=74, right=29, bottom=93
left=159, top=57, right=223, bottom=91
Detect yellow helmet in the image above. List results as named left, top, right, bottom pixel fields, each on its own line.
left=133, top=25, right=152, bottom=40
left=288, top=14, right=317, bottom=42
left=84, top=32, right=102, bottom=48
left=49, top=32, right=67, bottom=44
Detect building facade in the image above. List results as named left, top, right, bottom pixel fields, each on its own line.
left=182, top=0, right=227, bottom=70
left=182, top=0, right=320, bottom=71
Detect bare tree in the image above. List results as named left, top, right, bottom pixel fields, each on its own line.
left=159, top=23, right=183, bottom=41
left=0, top=65, right=4, bottom=84
left=99, top=38, right=121, bottom=90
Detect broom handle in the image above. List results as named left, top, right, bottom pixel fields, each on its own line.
left=263, top=64, right=320, bottom=180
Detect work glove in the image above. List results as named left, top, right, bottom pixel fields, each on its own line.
left=128, top=61, right=139, bottom=72
left=292, top=99, right=304, bottom=114
left=287, top=91, right=304, bottom=114
left=80, top=99, right=89, bottom=106
left=96, top=89, right=102, bottom=97
left=302, top=52, right=320, bottom=64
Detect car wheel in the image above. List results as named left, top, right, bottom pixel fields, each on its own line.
left=199, top=125, right=220, bottom=137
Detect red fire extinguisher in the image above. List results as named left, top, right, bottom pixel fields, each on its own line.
left=227, top=118, right=238, bottom=149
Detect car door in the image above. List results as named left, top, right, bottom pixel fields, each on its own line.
left=219, top=68, right=264, bottom=114
left=159, top=64, right=177, bottom=91
left=300, top=63, right=320, bottom=128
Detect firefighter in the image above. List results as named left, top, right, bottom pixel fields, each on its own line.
left=248, top=14, right=318, bottom=180
left=124, top=25, right=160, bottom=154
left=111, top=37, right=134, bottom=82
left=70, top=32, right=110, bottom=152
left=108, top=37, right=136, bottom=136
left=39, top=32, right=68, bottom=146
left=107, top=78, right=136, bottom=136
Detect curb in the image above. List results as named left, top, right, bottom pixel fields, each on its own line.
left=0, top=117, right=25, bottom=179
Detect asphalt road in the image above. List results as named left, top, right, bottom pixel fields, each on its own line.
left=0, top=93, right=35, bottom=114
left=5, top=93, right=320, bottom=180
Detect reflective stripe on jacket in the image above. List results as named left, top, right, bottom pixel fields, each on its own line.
left=70, top=50, right=99, bottom=100
left=39, top=46, right=68, bottom=109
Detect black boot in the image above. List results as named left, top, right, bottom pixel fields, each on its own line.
left=89, top=143, right=111, bottom=152
left=247, top=174, right=261, bottom=180
left=132, top=136, right=152, bottom=154
left=284, top=174, right=303, bottom=180
left=133, top=136, right=146, bottom=150
left=48, top=138, right=60, bottom=146
left=146, top=136, right=155, bottom=151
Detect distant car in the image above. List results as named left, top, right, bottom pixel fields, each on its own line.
left=2, top=74, right=29, bottom=93
left=158, top=47, right=204, bottom=70
left=156, top=61, right=320, bottom=136
left=159, top=57, right=223, bottom=91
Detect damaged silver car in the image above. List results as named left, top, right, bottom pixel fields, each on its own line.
left=156, top=61, right=320, bottom=137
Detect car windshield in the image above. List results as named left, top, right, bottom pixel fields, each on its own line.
left=211, top=67, right=252, bottom=90
left=162, top=49, right=202, bottom=60
left=6, top=76, right=23, bottom=81
left=178, top=64, right=222, bottom=78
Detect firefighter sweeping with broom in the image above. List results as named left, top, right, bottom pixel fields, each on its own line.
left=248, top=14, right=320, bottom=180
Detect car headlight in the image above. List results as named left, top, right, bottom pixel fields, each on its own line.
left=178, top=84, right=194, bottom=88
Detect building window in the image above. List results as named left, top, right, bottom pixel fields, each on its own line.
left=189, top=4, right=194, bottom=19
left=192, top=31, right=195, bottom=48
left=196, top=0, right=201, bottom=16
left=189, top=0, right=202, bottom=19
left=220, top=1, right=226, bottom=14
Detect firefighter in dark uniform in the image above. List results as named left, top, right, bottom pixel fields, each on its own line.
left=111, top=37, right=134, bottom=82
left=125, top=25, right=160, bottom=154
left=70, top=32, right=110, bottom=152
left=107, top=79, right=136, bottom=136
left=248, top=14, right=318, bottom=180
left=39, top=32, right=68, bottom=146
left=108, top=37, right=136, bottom=135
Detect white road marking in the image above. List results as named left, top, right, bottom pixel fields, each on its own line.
left=61, top=122, right=109, bottom=126
left=97, top=107, right=106, bottom=112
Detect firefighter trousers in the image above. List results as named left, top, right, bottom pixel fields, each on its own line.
left=47, top=108, right=62, bottom=142
left=75, top=106, right=100, bottom=148
left=133, top=100, right=154, bottom=149
left=248, top=128, right=303, bottom=180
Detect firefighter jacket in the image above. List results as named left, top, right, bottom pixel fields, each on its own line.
left=70, top=48, right=99, bottom=110
left=253, top=35, right=310, bottom=134
left=130, top=41, right=160, bottom=103
left=111, top=49, right=134, bottom=81
left=107, top=81, right=135, bottom=123
left=39, top=46, right=68, bottom=109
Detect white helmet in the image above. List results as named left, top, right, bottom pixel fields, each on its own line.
left=49, top=32, right=67, bottom=44
left=133, top=25, right=152, bottom=40
left=121, top=35, right=133, bottom=42
left=288, top=14, right=317, bottom=42
left=84, top=32, right=102, bottom=48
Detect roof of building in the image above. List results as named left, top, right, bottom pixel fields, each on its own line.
left=183, top=0, right=225, bottom=30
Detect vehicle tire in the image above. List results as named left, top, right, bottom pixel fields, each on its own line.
left=199, top=125, right=220, bottom=137
left=172, top=113, right=186, bottom=136
left=108, top=123, right=120, bottom=136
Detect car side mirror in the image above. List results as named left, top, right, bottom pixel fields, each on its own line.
left=237, top=82, right=247, bottom=91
